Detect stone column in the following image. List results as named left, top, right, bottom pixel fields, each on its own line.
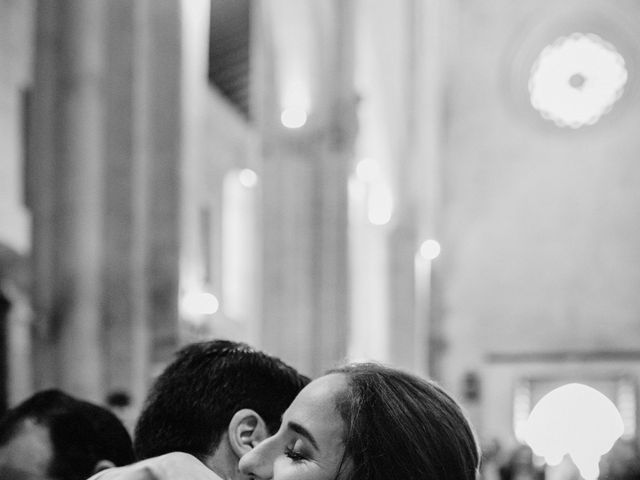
left=309, top=0, right=356, bottom=375
left=101, top=0, right=155, bottom=412
left=103, top=0, right=181, bottom=408
left=386, top=0, right=447, bottom=379
left=0, top=0, right=35, bottom=404
left=31, top=0, right=107, bottom=400
left=259, top=0, right=356, bottom=376
left=409, top=0, right=447, bottom=380
left=30, top=0, right=57, bottom=392
left=31, top=0, right=181, bottom=404
left=143, top=0, right=181, bottom=368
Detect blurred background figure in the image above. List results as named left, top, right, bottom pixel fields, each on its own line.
left=0, top=389, right=134, bottom=480
left=499, top=445, right=545, bottom=480
left=598, top=438, right=640, bottom=480
left=105, top=390, right=134, bottom=434
left=2, top=2, right=640, bottom=480
left=480, top=437, right=504, bottom=480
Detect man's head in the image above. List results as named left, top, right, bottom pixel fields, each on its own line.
left=0, top=389, right=134, bottom=480
left=133, top=340, right=309, bottom=478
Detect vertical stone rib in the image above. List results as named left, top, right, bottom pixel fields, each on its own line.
left=31, top=0, right=59, bottom=389
left=51, top=0, right=106, bottom=400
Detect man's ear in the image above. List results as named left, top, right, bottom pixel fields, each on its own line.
left=228, top=408, right=269, bottom=457
left=92, top=459, right=116, bottom=475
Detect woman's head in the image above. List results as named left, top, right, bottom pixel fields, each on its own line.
left=331, top=363, right=480, bottom=480
left=239, top=363, right=480, bottom=480
left=239, top=373, right=348, bottom=480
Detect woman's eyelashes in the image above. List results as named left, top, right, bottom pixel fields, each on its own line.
left=284, top=441, right=310, bottom=462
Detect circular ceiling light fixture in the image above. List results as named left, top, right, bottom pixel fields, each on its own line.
left=528, top=33, right=628, bottom=129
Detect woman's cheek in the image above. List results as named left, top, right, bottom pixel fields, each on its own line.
left=274, top=455, right=316, bottom=480
left=272, top=455, right=295, bottom=480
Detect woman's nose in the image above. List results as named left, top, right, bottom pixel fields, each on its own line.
left=239, top=437, right=276, bottom=479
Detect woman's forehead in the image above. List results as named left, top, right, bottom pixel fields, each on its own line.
left=285, top=373, right=348, bottom=423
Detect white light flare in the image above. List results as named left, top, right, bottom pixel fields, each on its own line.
left=529, top=33, right=627, bottom=128
left=353, top=158, right=393, bottom=226
left=280, top=108, right=307, bottom=128
left=419, top=239, right=441, bottom=260
left=367, top=182, right=393, bottom=226
left=181, top=291, right=220, bottom=317
left=281, top=80, right=309, bottom=128
left=524, top=383, right=624, bottom=480
left=356, top=158, right=380, bottom=183
left=238, top=168, right=258, bottom=188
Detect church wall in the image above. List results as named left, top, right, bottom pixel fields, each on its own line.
left=440, top=0, right=640, bottom=445
left=178, top=0, right=259, bottom=350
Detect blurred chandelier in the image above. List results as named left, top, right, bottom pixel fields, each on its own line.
left=528, top=33, right=628, bottom=129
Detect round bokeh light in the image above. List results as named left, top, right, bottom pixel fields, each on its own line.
left=529, top=33, right=628, bottom=129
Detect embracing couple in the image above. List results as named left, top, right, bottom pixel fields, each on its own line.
left=92, top=340, right=479, bottom=480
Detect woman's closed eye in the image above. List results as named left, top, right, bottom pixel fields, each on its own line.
left=284, top=444, right=309, bottom=463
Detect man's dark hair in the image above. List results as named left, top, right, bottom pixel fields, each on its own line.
left=134, top=339, right=309, bottom=461
left=0, top=389, right=134, bottom=480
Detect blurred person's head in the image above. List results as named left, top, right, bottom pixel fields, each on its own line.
left=134, top=339, right=309, bottom=480
left=510, top=444, right=535, bottom=468
left=105, top=390, right=135, bottom=434
left=599, top=438, right=640, bottom=480
left=0, top=389, right=134, bottom=480
left=105, top=391, right=131, bottom=414
left=239, top=362, right=480, bottom=480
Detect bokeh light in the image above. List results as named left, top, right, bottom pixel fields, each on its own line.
left=356, top=158, right=380, bottom=183
left=281, top=107, right=307, bottom=128
left=181, top=291, right=220, bottom=316
left=529, top=33, right=627, bottom=128
left=367, top=182, right=393, bottom=226
left=524, top=383, right=624, bottom=480
left=419, top=239, right=441, bottom=260
left=238, top=168, right=258, bottom=188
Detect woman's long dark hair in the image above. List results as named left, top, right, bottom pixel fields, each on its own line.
left=330, top=363, right=480, bottom=480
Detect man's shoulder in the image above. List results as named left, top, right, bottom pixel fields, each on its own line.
left=86, top=453, right=222, bottom=480
left=89, top=466, right=158, bottom=480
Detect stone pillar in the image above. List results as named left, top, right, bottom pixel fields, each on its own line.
left=143, top=0, right=181, bottom=368
left=102, top=0, right=181, bottom=407
left=30, top=0, right=58, bottom=392
left=409, top=0, right=447, bottom=380
left=103, top=0, right=137, bottom=402
left=31, top=0, right=107, bottom=400
left=31, top=0, right=181, bottom=404
left=385, top=0, right=447, bottom=379
left=0, top=0, right=35, bottom=404
left=101, top=0, right=154, bottom=411
left=53, top=0, right=106, bottom=400
left=388, top=222, right=419, bottom=370
left=309, top=0, right=356, bottom=375
left=260, top=0, right=356, bottom=376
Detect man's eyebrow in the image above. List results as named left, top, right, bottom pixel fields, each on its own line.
left=287, top=421, right=320, bottom=451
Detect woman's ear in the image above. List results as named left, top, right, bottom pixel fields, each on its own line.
left=228, top=408, right=269, bottom=457
left=92, top=459, right=116, bottom=474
